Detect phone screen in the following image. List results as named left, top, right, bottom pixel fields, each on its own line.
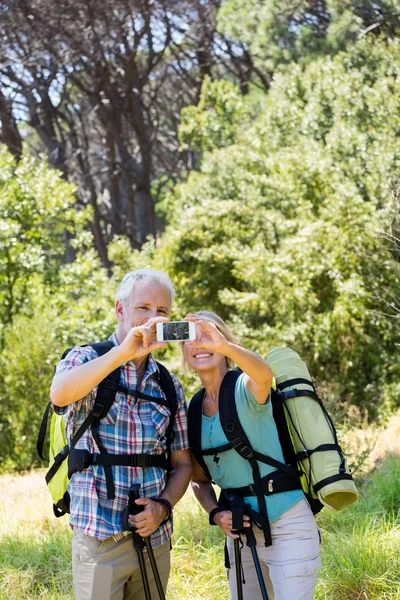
left=162, top=321, right=191, bottom=341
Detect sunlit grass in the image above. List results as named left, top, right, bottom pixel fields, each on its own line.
left=316, top=514, right=400, bottom=600
left=1, top=455, right=400, bottom=600
left=0, top=472, right=228, bottom=600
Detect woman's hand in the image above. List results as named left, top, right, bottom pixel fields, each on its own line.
left=184, top=315, right=229, bottom=354
left=212, top=510, right=251, bottom=540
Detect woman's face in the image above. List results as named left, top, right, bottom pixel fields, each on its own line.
left=182, top=340, right=226, bottom=374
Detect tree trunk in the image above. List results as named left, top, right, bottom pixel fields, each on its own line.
left=135, top=185, right=156, bottom=246
left=0, top=90, right=23, bottom=161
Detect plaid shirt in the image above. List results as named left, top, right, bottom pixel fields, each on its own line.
left=54, top=334, right=189, bottom=546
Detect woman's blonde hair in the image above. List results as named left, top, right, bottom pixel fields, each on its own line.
left=182, top=310, right=239, bottom=371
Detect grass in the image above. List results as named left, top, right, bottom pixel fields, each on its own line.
left=0, top=472, right=228, bottom=600
left=1, top=452, right=400, bottom=599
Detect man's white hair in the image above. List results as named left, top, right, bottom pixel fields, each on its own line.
left=116, top=268, right=175, bottom=308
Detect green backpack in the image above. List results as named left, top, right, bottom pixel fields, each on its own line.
left=188, top=347, right=358, bottom=547
left=37, top=341, right=177, bottom=517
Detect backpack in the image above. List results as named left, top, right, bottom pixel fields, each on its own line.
left=188, top=346, right=358, bottom=547
left=37, top=341, right=177, bottom=518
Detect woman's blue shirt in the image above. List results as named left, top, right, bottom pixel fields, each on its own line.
left=201, top=373, right=304, bottom=523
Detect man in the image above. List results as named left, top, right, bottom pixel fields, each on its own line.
left=51, top=269, right=192, bottom=600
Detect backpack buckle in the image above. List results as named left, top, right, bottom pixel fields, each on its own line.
left=105, top=376, right=119, bottom=391
left=68, top=449, right=93, bottom=478
left=283, top=389, right=298, bottom=399
left=231, top=437, right=254, bottom=460
left=91, top=403, right=105, bottom=419
left=296, top=449, right=310, bottom=461
left=240, top=446, right=254, bottom=460
left=248, top=484, right=256, bottom=496
left=59, top=445, right=69, bottom=458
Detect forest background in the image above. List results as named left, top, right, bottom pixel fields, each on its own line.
left=1, top=1, right=400, bottom=598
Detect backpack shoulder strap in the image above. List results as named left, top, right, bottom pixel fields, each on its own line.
left=218, top=370, right=251, bottom=460
left=70, top=341, right=120, bottom=449
left=218, top=369, right=274, bottom=543
left=188, top=388, right=212, bottom=480
left=219, top=371, right=298, bottom=474
left=156, top=361, right=177, bottom=415
left=155, top=360, right=178, bottom=463
left=271, top=388, right=298, bottom=466
left=38, top=341, right=119, bottom=461
left=37, top=401, right=53, bottom=461
left=71, top=341, right=121, bottom=500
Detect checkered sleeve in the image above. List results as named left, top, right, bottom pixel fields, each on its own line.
left=169, top=374, right=189, bottom=452
left=52, top=346, right=99, bottom=417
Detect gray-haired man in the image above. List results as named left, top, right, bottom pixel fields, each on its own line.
left=51, top=269, right=192, bottom=600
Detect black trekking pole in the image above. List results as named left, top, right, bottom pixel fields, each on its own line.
left=124, top=484, right=166, bottom=600
left=233, top=536, right=244, bottom=600
left=244, top=526, right=269, bottom=600
left=226, top=495, right=244, bottom=600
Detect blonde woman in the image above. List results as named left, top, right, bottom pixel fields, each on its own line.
left=183, top=311, right=320, bottom=600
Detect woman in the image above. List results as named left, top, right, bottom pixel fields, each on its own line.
left=183, top=311, right=321, bottom=600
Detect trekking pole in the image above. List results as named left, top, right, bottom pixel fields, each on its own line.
left=244, top=526, right=269, bottom=600
left=226, top=495, right=244, bottom=600
left=126, top=484, right=166, bottom=600
left=233, top=536, right=244, bottom=600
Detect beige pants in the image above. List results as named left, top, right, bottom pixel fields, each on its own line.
left=226, top=499, right=321, bottom=600
left=72, top=530, right=170, bottom=600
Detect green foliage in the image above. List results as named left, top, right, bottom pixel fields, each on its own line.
left=162, top=38, right=400, bottom=416
left=2, top=31, right=400, bottom=472
left=0, top=148, right=89, bottom=339
left=217, top=0, right=400, bottom=72
left=179, top=77, right=251, bottom=155
left=0, top=148, right=115, bottom=471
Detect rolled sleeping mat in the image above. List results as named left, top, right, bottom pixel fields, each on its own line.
left=267, top=347, right=359, bottom=511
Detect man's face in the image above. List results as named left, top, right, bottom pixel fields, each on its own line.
left=117, top=280, right=171, bottom=335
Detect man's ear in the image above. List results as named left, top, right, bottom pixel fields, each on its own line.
left=116, top=300, right=124, bottom=323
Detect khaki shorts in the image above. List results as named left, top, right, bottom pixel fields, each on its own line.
left=72, top=530, right=170, bottom=600
left=226, top=499, right=321, bottom=600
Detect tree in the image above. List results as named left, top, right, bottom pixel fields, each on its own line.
left=0, top=146, right=91, bottom=339
left=1, top=0, right=271, bottom=264
left=156, top=37, right=400, bottom=416
left=217, top=0, right=400, bottom=72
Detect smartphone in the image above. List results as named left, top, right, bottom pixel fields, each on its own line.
left=156, top=321, right=196, bottom=342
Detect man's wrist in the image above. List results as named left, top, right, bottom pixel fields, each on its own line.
left=112, top=344, right=134, bottom=365
left=153, top=497, right=173, bottom=525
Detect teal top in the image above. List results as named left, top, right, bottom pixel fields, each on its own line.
left=201, top=373, right=304, bottom=523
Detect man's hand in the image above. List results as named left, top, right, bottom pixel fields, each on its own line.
left=119, top=316, right=169, bottom=363
left=212, top=510, right=251, bottom=540
left=128, top=497, right=169, bottom=537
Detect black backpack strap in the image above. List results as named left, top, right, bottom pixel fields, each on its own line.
left=278, top=378, right=320, bottom=402
left=68, top=341, right=120, bottom=450
left=37, top=401, right=52, bottom=461
left=68, top=341, right=121, bottom=499
left=38, top=342, right=119, bottom=469
left=219, top=370, right=273, bottom=546
left=270, top=389, right=298, bottom=466
left=155, top=360, right=178, bottom=468
left=188, top=388, right=212, bottom=480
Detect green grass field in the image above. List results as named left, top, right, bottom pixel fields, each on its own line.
left=1, top=455, right=400, bottom=600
